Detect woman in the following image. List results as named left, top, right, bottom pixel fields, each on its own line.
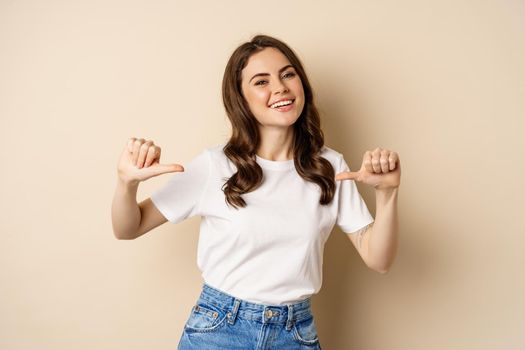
left=112, top=34, right=400, bottom=349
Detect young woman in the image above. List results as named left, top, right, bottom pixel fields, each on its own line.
left=112, top=34, right=400, bottom=350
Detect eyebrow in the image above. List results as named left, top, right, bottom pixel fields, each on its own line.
left=249, top=64, right=295, bottom=83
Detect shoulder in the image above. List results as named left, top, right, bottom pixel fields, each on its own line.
left=319, top=145, right=344, bottom=169
left=205, top=142, right=228, bottom=161
left=203, top=142, right=237, bottom=172
left=206, top=142, right=226, bottom=153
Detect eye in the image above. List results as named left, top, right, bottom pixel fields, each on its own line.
left=254, top=72, right=295, bottom=86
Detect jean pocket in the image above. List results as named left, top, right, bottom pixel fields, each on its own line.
left=184, top=301, right=228, bottom=333
left=291, top=315, right=320, bottom=346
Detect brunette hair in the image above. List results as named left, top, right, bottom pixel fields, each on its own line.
left=221, top=34, right=336, bottom=209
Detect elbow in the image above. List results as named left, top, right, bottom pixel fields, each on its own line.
left=367, top=262, right=391, bottom=275
left=116, top=235, right=136, bottom=240
left=370, top=266, right=389, bottom=274
left=376, top=268, right=389, bottom=275
left=112, top=230, right=137, bottom=240
left=111, top=221, right=139, bottom=240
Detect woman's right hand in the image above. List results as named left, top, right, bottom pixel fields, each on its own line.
left=117, top=137, right=185, bottom=185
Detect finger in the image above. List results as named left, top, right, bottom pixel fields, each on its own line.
left=363, top=151, right=374, bottom=173
left=335, top=171, right=360, bottom=181
left=143, top=145, right=159, bottom=168
left=137, top=140, right=154, bottom=168
left=389, top=152, right=398, bottom=171
left=371, top=148, right=382, bottom=173
left=127, top=137, right=136, bottom=153
left=132, top=138, right=145, bottom=165
left=380, top=150, right=390, bottom=173
left=149, top=163, right=185, bottom=177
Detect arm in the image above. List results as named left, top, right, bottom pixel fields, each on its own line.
left=346, top=188, right=399, bottom=273
left=366, top=188, right=399, bottom=273
left=111, top=178, right=167, bottom=240
left=339, top=148, right=401, bottom=274
left=111, top=178, right=141, bottom=239
left=111, top=137, right=180, bottom=240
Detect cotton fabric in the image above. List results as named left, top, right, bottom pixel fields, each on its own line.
left=151, top=143, right=374, bottom=305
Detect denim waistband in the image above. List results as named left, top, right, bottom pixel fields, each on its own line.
left=197, top=283, right=313, bottom=328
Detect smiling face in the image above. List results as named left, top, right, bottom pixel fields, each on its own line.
left=241, top=47, right=305, bottom=130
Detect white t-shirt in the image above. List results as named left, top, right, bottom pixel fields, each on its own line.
left=151, top=143, right=374, bottom=305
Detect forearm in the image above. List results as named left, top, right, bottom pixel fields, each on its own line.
left=111, top=178, right=141, bottom=239
left=367, top=187, right=399, bottom=273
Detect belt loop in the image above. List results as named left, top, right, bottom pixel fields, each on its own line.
left=227, top=298, right=241, bottom=325
left=286, top=304, right=294, bottom=330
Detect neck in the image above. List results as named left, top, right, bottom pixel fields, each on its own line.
left=256, top=125, right=294, bottom=161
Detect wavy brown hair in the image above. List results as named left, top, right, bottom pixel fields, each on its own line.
left=221, top=34, right=336, bottom=209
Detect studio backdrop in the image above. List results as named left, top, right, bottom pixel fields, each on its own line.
left=1, top=0, right=523, bottom=349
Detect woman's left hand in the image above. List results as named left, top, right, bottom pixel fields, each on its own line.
left=335, top=147, right=401, bottom=190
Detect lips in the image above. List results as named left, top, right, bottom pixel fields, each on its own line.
left=270, top=100, right=295, bottom=112
left=268, top=98, right=295, bottom=108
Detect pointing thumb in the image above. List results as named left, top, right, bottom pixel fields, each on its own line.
left=335, top=171, right=360, bottom=181
left=150, top=163, right=185, bottom=176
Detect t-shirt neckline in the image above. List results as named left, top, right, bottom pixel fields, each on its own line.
left=255, top=154, right=295, bottom=171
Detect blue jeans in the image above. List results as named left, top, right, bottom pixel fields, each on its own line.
left=177, top=283, right=322, bottom=349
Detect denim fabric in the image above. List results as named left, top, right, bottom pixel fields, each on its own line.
left=178, top=283, right=322, bottom=350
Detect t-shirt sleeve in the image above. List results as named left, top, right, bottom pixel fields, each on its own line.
left=150, top=149, right=210, bottom=224
left=336, top=154, right=375, bottom=234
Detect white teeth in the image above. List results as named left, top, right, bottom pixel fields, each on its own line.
left=270, top=100, right=293, bottom=108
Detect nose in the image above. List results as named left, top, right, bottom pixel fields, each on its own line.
left=272, top=79, right=289, bottom=95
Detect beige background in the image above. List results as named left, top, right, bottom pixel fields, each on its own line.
left=1, top=0, right=524, bottom=349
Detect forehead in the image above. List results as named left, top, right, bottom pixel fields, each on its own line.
left=242, top=47, right=292, bottom=78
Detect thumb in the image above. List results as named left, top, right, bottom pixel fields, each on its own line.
left=335, top=171, right=361, bottom=181
left=147, top=162, right=185, bottom=177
